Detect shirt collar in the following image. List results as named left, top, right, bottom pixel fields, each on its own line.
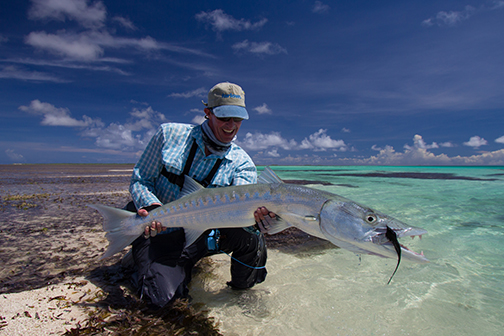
left=192, top=124, right=233, bottom=160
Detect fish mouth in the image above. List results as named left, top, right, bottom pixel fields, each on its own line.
left=396, top=227, right=427, bottom=257
left=371, top=226, right=428, bottom=262
left=394, top=230, right=429, bottom=262
left=381, top=238, right=427, bottom=259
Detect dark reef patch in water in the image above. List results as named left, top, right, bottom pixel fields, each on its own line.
left=333, top=172, right=499, bottom=181
left=283, top=179, right=358, bottom=188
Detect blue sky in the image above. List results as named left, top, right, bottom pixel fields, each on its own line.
left=1, top=0, right=504, bottom=165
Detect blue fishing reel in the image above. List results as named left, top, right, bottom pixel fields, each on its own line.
left=207, top=229, right=220, bottom=251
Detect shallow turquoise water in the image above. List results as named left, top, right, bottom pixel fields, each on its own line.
left=191, top=166, right=504, bottom=336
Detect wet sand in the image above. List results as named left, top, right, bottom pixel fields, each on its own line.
left=0, top=164, right=329, bottom=335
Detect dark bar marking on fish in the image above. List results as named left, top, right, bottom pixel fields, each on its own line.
left=386, top=226, right=401, bottom=284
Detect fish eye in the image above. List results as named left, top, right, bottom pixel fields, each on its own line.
left=365, top=214, right=377, bottom=223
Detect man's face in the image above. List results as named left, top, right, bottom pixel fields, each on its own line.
left=205, top=108, right=243, bottom=143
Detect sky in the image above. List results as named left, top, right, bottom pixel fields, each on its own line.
left=1, top=0, right=504, bottom=165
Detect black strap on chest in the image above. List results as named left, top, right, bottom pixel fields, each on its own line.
left=160, top=141, right=223, bottom=189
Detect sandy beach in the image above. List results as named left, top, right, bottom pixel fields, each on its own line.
left=1, top=276, right=104, bottom=335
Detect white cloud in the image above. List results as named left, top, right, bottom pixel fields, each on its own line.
left=19, top=100, right=168, bottom=152
left=168, top=87, right=207, bottom=98
left=5, top=149, right=25, bottom=162
left=346, top=135, right=504, bottom=166
left=356, top=144, right=452, bottom=166
left=361, top=145, right=504, bottom=166
left=24, top=30, right=174, bottom=61
left=112, top=16, right=136, bottom=30
left=422, top=5, right=476, bottom=27
left=1, top=58, right=131, bottom=75
left=24, top=1, right=206, bottom=62
left=463, top=135, right=488, bottom=148
left=492, top=1, right=504, bottom=9
left=28, top=0, right=107, bottom=29
left=191, top=115, right=206, bottom=125
left=81, top=106, right=166, bottom=150
left=254, top=103, right=272, bottom=115
left=25, top=31, right=104, bottom=60
left=237, top=129, right=346, bottom=153
left=266, top=148, right=281, bottom=157
left=19, top=100, right=103, bottom=127
left=495, top=136, right=504, bottom=144
left=313, top=1, right=330, bottom=14
left=90, top=123, right=137, bottom=150
left=127, top=106, right=167, bottom=131
left=420, top=4, right=504, bottom=27
left=300, top=129, right=347, bottom=151
left=0, top=65, right=68, bottom=82
left=342, top=128, right=351, bottom=133
left=195, top=9, right=267, bottom=32
left=404, top=134, right=439, bottom=150
left=232, top=40, right=287, bottom=55
left=237, top=132, right=297, bottom=151
left=439, top=142, right=456, bottom=147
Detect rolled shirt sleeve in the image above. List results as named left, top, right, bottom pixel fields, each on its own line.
left=129, top=127, right=165, bottom=209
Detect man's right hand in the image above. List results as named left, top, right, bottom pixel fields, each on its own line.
left=138, top=203, right=165, bottom=238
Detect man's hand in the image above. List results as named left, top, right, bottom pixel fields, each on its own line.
left=254, top=206, right=277, bottom=234
left=138, top=203, right=166, bottom=239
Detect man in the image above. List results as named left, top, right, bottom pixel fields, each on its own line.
left=127, top=82, right=275, bottom=308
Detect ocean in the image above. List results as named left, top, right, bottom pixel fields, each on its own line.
left=190, top=166, right=504, bottom=336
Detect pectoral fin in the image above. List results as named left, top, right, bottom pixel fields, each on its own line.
left=266, top=215, right=291, bottom=234
left=184, top=228, right=207, bottom=248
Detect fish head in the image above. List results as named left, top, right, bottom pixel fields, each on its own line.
left=319, top=200, right=428, bottom=263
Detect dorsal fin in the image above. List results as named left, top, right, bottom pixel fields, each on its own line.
left=180, top=175, right=204, bottom=198
left=258, top=166, right=283, bottom=184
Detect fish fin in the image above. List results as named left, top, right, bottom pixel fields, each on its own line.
left=266, top=215, right=291, bottom=235
left=88, top=204, right=138, bottom=259
left=179, top=175, right=204, bottom=198
left=258, top=166, right=283, bottom=184
left=184, top=228, right=206, bottom=248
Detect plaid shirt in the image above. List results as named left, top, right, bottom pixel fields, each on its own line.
left=130, top=123, right=257, bottom=210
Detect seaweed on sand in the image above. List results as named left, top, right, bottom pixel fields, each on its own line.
left=64, top=297, right=222, bottom=336
left=64, top=261, right=222, bottom=336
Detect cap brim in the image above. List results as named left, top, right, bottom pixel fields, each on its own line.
left=212, top=105, right=249, bottom=120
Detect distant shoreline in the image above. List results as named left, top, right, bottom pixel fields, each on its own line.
left=2, top=163, right=504, bottom=168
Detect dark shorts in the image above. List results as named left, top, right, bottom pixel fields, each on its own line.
left=126, top=203, right=267, bottom=308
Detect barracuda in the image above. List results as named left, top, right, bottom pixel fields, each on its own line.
left=90, top=167, right=428, bottom=272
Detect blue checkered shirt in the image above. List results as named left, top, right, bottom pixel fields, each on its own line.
left=130, top=123, right=257, bottom=210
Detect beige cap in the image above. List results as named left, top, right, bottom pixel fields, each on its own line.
left=204, top=82, right=249, bottom=119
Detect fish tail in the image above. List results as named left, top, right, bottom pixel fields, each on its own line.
left=88, top=204, right=138, bottom=259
